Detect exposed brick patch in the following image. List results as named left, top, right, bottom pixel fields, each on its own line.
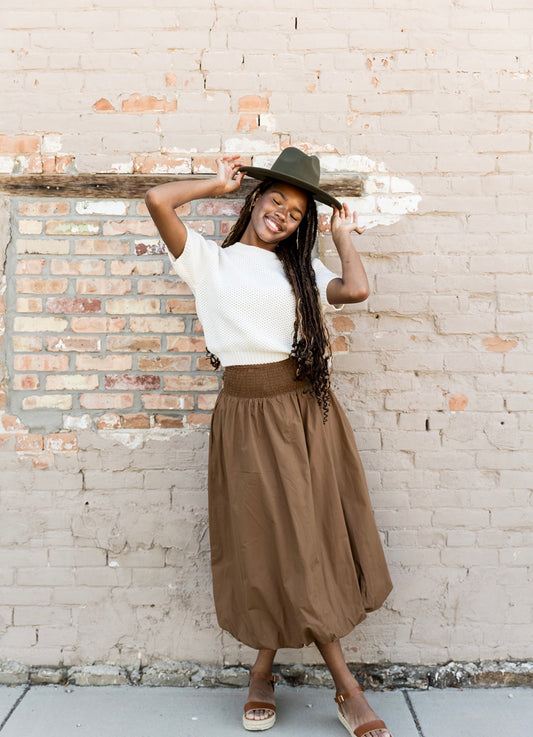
left=6, top=197, right=227, bottom=431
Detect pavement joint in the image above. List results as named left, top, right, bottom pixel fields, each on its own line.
left=402, top=690, right=425, bottom=737
left=0, top=685, right=29, bottom=733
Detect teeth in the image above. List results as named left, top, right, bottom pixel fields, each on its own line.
left=265, top=216, right=281, bottom=232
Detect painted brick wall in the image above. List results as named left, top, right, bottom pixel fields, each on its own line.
left=1, top=0, right=532, bottom=671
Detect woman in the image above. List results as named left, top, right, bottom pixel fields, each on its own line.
left=145, top=147, right=393, bottom=737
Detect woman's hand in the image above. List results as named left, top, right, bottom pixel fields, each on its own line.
left=212, top=155, right=246, bottom=196
left=330, top=203, right=365, bottom=242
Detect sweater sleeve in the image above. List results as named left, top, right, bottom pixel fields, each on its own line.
left=167, top=227, right=220, bottom=292
left=312, top=258, right=343, bottom=310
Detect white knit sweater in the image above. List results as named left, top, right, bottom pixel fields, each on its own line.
left=168, top=227, right=340, bottom=367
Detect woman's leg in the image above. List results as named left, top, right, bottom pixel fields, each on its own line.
left=245, top=648, right=277, bottom=722
left=315, top=640, right=391, bottom=737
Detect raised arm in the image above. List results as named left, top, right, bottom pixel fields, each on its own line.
left=144, top=156, right=245, bottom=259
left=325, top=203, right=370, bottom=305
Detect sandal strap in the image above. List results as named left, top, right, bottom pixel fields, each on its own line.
left=334, top=684, right=363, bottom=704
left=354, top=719, right=388, bottom=737
left=249, top=672, right=279, bottom=687
left=244, top=700, right=277, bottom=715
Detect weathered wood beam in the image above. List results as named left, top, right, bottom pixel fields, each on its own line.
left=0, top=174, right=363, bottom=199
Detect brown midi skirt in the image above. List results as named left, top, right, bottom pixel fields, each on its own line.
left=208, top=358, right=392, bottom=651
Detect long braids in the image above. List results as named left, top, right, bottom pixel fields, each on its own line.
left=207, top=179, right=332, bottom=421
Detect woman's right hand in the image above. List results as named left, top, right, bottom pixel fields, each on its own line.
left=212, top=155, right=246, bottom=195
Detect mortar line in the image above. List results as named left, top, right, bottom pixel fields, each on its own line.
left=402, top=690, right=426, bottom=737
left=0, top=684, right=30, bottom=732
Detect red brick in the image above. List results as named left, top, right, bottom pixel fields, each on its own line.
left=76, top=279, right=131, bottom=295
left=46, top=375, right=99, bottom=391
left=238, top=94, right=270, bottom=113
left=14, top=355, right=69, bottom=372
left=107, top=336, right=162, bottom=353
left=331, top=336, right=348, bottom=352
left=138, top=356, right=191, bottom=371
left=19, top=202, right=70, bottom=216
left=197, top=394, right=218, bottom=410
left=0, top=414, right=25, bottom=432
left=195, top=200, right=243, bottom=217
left=196, top=356, right=217, bottom=371
left=192, top=156, right=218, bottom=174
left=163, top=375, right=219, bottom=392
left=449, top=394, right=468, bottom=411
left=22, top=395, right=72, bottom=410
left=46, top=336, right=101, bottom=352
left=46, top=221, right=99, bottom=236
left=44, top=433, right=78, bottom=452
left=71, top=317, right=126, bottom=333
left=16, top=278, right=68, bottom=294
left=130, top=317, right=185, bottom=333
left=50, top=259, right=106, bottom=276
left=55, top=155, right=73, bottom=173
left=15, top=259, right=46, bottom=275
left=75, top=239, right=130, bottom=256
left=15, top=434, right=44, bottom=452
left=483, top=336, right=518, bottom=353
left=141, top=395, right=194, bottom=410
left=104, top=374, right=160, bottom=390
left=13, top=375, right=39, bottom=391
left=0, top=134, right=40, bottom=153
left=166, top=298, right=197, bottom=314
left=16, top=298, right=42, bottom=313
left=138, top=279, right=192, bottom=295
left=122, top=93, right=177, bottom=113
left=13, top=336, right=42, bottom=352
left=46, top=297, right=102, bottom=313
left=106, top=298, right=159, bottom=314
left=76, top=355, right=132, bottom=371
left=96, top=414, right=121, bottom=430
left=154, top=414, right=184, bottom=428
left=102, top=220, right=158, bottom=236
left=332, top=316, right=355, bottom=332
left=186, top=220, right=216, bottom=236
left=122, top=413, right=151, bottom=429
left=185, top=413, right=212, bottom=427
left=167, top=337, right=206, bottom=352
left=134, top=240, right=166, bottom=257
left=42, top=155, right=56, bottom=174
left=193, top=319, right=203, bottom=334
left=110, top=260, right=164, bottom=276
left=92, top=97, right=117, bottom=112
left=22, top=154, right=43, bottom=174
left=80, top=393, right=134, bottom=410
left=133, top=155, right=190, bottom=174
left=237, top=113, right=259, bottom=132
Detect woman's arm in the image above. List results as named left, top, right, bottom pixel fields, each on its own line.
left=144, top=156, right=245, bottom=258
left=325, top=203, right=370, bottom=305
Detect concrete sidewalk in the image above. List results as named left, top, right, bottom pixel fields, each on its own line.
left=0, top=684, right=531, bottom=737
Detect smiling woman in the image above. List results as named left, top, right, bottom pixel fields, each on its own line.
left=145, top=147, right=393, bottom=737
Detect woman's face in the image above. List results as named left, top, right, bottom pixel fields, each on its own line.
left=243, top=182, right=309, bottom=251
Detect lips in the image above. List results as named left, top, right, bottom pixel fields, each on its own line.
left=264, top=215, right=282, bottom=233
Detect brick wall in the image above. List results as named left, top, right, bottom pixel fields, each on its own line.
left=1, top=0, right=532, bottom=671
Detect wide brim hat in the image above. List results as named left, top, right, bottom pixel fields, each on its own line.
left=238, top=147, right=342, bottom=210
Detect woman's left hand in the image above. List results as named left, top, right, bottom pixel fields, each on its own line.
left=330, top=203, right=366, bottom=240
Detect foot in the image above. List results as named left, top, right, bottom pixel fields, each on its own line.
left=336, top=686, right=392, bottom=737
left=244, top=672, right=276, bottom=723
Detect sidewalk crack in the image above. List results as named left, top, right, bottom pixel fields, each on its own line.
left=402, top=689, right=425, bottom=737
left=0, top=685, right=30, bottom=732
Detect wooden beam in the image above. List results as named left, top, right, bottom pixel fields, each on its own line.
left=0, top=173, right=363, bottom=199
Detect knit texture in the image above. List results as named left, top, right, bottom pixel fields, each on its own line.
left=168, top=227, right=340, bottom=367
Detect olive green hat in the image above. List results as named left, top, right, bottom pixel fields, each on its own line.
left=239, top=147, right=342, bottom=210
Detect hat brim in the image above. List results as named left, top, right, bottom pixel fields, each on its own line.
left=238, top=166, right=342, bottom=210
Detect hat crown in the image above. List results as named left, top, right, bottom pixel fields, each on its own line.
left=270, top=147, right=321, bottom=188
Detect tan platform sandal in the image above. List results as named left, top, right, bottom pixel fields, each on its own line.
left=243, top=672, right=279, bottom=732
left=335, top=685, right=392, bottom=737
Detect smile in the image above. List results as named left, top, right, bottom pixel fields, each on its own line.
left=264, top=215, right=282, bottom=233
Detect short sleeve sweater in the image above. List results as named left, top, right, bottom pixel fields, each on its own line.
left=167, top=227, right=340, bottom=367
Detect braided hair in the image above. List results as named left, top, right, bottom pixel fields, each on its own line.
left=207, top=179, right=332, bottom=421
